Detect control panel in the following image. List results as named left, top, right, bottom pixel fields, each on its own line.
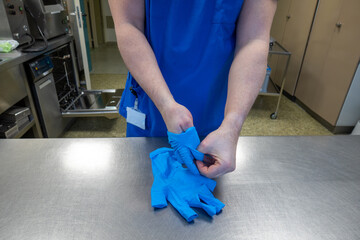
left=1, top=0, right=30, bottom=44
left=28, top=56, right=54, bottom=82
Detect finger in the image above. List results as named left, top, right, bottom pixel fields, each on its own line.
left=196, top=160, right=207, bottom=172
left=196, top=160, right=220, bottom=178
left=173, top=126, right=184, bottom=134
left=151, top=190, right=168, bottom=208
left=180, top=119, right=194, bottom=132
left=197, top=140, right=208, bottom=154
left=192, top=200, right=217, bottom=217
left=197, top=136, right=215, bottom=154
left=196, top=160, right=227, bottom=178
left=200, top=202, right=217, bottom=216
left=168, top=195, right=198, bottom=222
left=188, top=197, right=217, bottom=217
left=202, top=154, right=216, bottom=165
left=198, top=193, right=225, bottom=214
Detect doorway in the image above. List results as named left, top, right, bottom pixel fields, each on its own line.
left=67, top=0, right=128, bottom=90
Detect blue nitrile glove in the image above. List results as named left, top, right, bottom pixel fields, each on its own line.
left=167, top=126, right=204, bottom=175
left=150, top=147, right=225, bottom=222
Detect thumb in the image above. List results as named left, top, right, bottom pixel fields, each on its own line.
left=197, top=136, right=212, bottom=154
left=197, top=141, right=206, bottom=154
left=180, top=120, right=194, bottom=132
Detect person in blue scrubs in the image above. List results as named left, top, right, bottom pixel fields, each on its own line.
left=109, top=0, right=277, bottom=178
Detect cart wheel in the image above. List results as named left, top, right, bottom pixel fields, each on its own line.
left=270, top=113, right=277, bottom=119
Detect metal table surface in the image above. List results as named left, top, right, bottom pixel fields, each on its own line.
left=0, top=136, right=360, bottom=240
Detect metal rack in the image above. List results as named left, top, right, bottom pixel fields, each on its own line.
left=260, top=41, right=291, bottom=119
left=48, top=45, right=80, bottom=111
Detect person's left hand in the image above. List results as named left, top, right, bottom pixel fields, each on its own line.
left=196, top=124, right=239, bottom=178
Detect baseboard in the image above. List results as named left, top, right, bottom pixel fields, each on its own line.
left=332, top=126, right=355, bottom=134
left=272, top=81, right=297, bottom=102
left=294, top=99, right=355, bottom=134
left=105, top=42, right=117, bottom=46
left=282, top=89, right=297, bottom=102
left=264, top=83, right=353, bottom=134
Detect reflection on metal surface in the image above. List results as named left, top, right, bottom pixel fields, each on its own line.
left=235, top=142, right=250, bottom=171
left=63, top=142, right=112, bottom=175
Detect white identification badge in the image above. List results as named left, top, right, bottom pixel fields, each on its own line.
left=126, top=107, right=146, bottom=130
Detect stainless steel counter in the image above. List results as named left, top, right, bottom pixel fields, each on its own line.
left=0, top=136, right=360, bottom=239
left=0, top=34, right=73, bottom=72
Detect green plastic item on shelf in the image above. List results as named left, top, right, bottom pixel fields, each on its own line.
left=0, top=40, right=19, bottom=53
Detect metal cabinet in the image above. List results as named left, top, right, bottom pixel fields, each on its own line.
left=0, top=65, right=27, bottom=115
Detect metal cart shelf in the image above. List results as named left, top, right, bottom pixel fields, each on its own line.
left=259, top=41, right=291, bottom=119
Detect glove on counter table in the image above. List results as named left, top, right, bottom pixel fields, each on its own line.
left=0, top=136, right=360, bottom=239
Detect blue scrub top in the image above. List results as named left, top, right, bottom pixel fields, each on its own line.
left=120, top=0, right=245, bottom=137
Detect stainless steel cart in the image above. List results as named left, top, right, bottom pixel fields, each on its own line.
left=260, top=41, right=291, bottom=119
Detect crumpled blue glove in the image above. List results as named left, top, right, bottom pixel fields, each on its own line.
left=150, top=147, right=225, bottom=222
left=167, top=127, right=204, bottom=175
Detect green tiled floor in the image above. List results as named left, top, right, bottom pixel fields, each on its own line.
left=91, top=73, right=127, bottom=89
left=61, top=73, right=332, bottom=138
left=241, top=96, right=332, bottom=136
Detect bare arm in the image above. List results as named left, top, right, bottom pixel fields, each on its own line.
left=109, top=0, right=193, bottom=133
left=225, top=0, right=277, bottom=132
left=197, top=0, right=277, bottom=178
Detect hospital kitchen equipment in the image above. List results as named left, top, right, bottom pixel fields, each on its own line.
left=0, top=0, right=30, bottom=45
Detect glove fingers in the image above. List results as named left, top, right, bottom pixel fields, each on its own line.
left=198, top=193, right=225, bottom=214
left=151, top=190, right=167, bottom=209
left=178, top=148, right=200, bottom=175
left=190, top=149, right=204, bottom=161
left=200, top=202, right=217, bottom=216
left=189, top=198, right=217, bottom=217
left=168, top=195, right=198, bottom=222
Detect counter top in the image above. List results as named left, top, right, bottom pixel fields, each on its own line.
left=0, top=136, right=360, bottom=239
left=0, top=34, right=73, bottom=72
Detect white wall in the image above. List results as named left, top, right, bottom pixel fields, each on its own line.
left=337, top=63, right=360, bottom=127
left=101, top=0, right=117, bottom=42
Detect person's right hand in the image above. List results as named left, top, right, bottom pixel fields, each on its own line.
left=160, top=101, right=194, bottom=134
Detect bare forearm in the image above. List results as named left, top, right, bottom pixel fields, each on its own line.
left=221, top=0, right=276, bottom=136
left=115, top=24, right=175, bottom=112
left=223, top=40, right=269, bottom=134
left=196, top=0, right=276, bottom=178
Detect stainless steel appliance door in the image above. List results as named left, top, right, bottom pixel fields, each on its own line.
left=61, top=89, right=123, bottom=119
left=34, top=73, right=71, bottom=137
